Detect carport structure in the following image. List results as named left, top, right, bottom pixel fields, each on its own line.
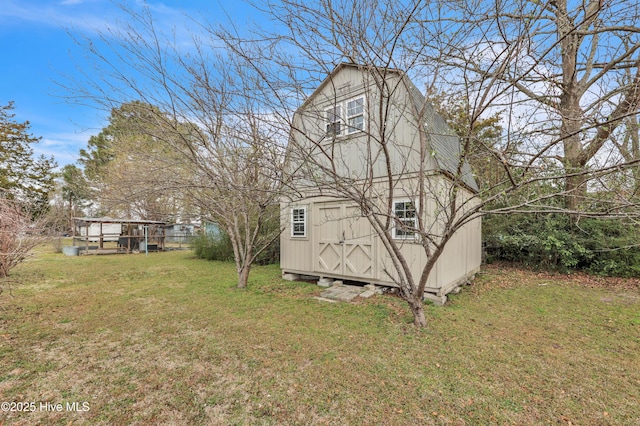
left=72, top=217, right=167, bottom=254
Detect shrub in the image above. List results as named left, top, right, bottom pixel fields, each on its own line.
left=192, top=232, right=234, bottom=262
left=191, top=230, right=280, bottom=265
left=0, top=199, right=45, bottom=290
left=484, top=213, right=640, bottom=277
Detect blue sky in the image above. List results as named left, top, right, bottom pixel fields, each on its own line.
left=0, top=0, right=255, bottom=167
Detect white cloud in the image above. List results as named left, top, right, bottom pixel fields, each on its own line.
left=0, top=1, right=114, bottom=34
left=1, top=0, right=199, bottom=45
left=35, top=129, right=95, bottom=168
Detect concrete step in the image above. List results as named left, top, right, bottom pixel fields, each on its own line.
left=319, top=283, right=377, bottom=302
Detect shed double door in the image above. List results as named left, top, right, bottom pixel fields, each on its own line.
left=315, top=203, right=374, bottom=279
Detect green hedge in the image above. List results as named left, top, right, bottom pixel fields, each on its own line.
left=484, top=213, right=640, bottom=277
left=192, top=231, right=280, bottom=265
left=192, top=232, right=234, bottom=262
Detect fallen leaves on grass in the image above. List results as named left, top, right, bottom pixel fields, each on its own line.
left=473, top=262, right=640, bottom=293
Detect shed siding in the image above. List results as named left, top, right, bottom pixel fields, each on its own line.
left=281, top=203, right=312, bottom=272
left=282, top=195, right=481, bottom=291
left=280, top=238, right=312, bottom=272
left=289, top=70, right=439, bottom=189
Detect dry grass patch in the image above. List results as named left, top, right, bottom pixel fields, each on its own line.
left=0, top=250, right=638, bottom=425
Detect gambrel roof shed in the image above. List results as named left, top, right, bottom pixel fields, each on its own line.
left=281, top=63, right=482, bottom=304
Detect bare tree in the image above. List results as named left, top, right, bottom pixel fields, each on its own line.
left=0, top=197, right=45, bottom=293
left=212, top=1, right=486, bottom=326
left=609, top=64, right=640, bottom=195
left=177, top=120, right=283, bottom=286
left=421, top=0, right=640, bottom=211
left=66, top=5, right=285, bottom=288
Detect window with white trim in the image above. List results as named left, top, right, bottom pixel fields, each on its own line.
left=346, top=97, right=364, bottom=133
left=291, top=207, right=307, bottom=237
left=324, top=96, right=365, bottom=138
left=325, top=105, right=342, bottom=137
left=392, top=200, right=417, bottom=239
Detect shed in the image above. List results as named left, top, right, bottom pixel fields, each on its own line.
left=280, top=64, right=482, bottom=302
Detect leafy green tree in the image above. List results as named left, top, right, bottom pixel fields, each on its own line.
left=79, top=101, right=187, bottom=221
left=79, top=129, right=115, bottom=182
left=0, top=102, right=56, bottom=216
left=428, top=93, right=505, bottom=192
left=61, top=164, right=92, bottom=228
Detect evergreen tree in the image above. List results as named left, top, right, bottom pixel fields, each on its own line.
left=79, top=101, right=187, bottom=220
left=0, top=102, right=56, bottom=216
left=61, top=164, right=92, bottom=226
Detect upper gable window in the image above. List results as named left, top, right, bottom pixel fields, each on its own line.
left=325, top=105, right=342, bottom=137
left=324, top=96, right=365, bottom=138
left=346, top=97, right=364, bottom=133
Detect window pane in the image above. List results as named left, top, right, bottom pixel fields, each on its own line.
left=292, top=208, right=306, bottom=237
left=393, top=201, right=417, bottom=239
left=347, top=98, right=363, bottom=116
left=395, top=219, right=415, bottom=237
left=326, top=105, right=341, bottom=121
left=401, top=219, right=415, bottom=230
left=293, top=208, right=304, bottom=221
left=406, top=202, right=415, bottom=218
left=348, top=116, right=363, bottom=132
left=326, top=105, right=342, bottom=137
left=347, top=98, right=364, bottom=134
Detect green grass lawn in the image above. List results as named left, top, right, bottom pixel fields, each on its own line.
left=1, top=248, right=639, bottom=425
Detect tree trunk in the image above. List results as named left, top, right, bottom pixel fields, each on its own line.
left=564, top=166, right=587, bottom=212
left=68, top=195, right=74, bottom=232
left=560, top=94, right=587, bottom=212
left=237, top=263, right=251, bottom=289
left=408, top=297, right=427, bottom=328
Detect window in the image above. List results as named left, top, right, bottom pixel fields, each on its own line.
left=324, top=96, right=365, bottom=138
left=291, top=207, right=307, bottom=237
left=392, top=200, right=417, bottom=239
left=346, top=97, right=364, bottom=133
left=325, top=105, right=342, bottom=137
